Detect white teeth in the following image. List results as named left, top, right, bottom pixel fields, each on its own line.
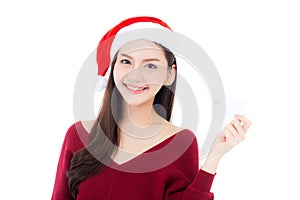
left=126, top=85, right=145, bottom=91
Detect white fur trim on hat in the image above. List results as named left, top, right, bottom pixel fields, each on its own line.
left=95, top=76, right=108, bottom=91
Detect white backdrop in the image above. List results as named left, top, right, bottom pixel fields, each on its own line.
left=1, top=0, right=300, bottom=199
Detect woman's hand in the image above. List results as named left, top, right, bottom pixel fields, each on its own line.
left=201, top=114, right=252, bottom=174
left=210, top=114, right=252, bottom=158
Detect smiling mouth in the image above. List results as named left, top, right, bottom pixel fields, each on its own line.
left=123, top=83, right=149, bottom=92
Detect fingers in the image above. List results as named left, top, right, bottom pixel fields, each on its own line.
left=234, top=119, right=247, bottom=142
left=233, top=118, right=244, bottom=133
left=212, top=115, right=252, bottom=156
left=223, top=125, right=238, bottom=145
left=218, top=114, right=251, bottom=144
left=226, top=123, right=238, bottom=137
left=223, top=115, right=250, bottom=145
left=234, top=114, right=252, bottom=131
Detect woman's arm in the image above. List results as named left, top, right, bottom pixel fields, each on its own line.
left=201, top=114, right=252, bottom=174
left=164, top=133, right=215, bottom=200
left=52, top=124, right=84, bottom=200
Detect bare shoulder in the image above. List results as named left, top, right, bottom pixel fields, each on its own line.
left=81, top=119, right=97, bottom=134
left=163, top=120, right=195, bottom=139
left=164, top=121, right=184, bottom=136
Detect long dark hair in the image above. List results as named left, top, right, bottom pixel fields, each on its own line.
left=67, top=42, right=177, bottom=199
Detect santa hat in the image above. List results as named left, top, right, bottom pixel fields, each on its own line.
left=95, top=16, right=175, bottom=91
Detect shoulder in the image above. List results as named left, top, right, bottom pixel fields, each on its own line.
left=172, top=128, right=199, bottom=178
left=164, top=121, right=185, bottom=136
left=62, top=121, right=90, bottom=152
left=163, top=121, right=198, bottom=157
left=160, top=123, right=199, bottom=178
left=80, top=119, right=97, bottom=134
left=164, top=121, right=195, bottom=141
left=161, top=121, right=198, bottom=156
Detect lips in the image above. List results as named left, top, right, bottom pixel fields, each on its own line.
left=123, top=83, right=149, bottom=92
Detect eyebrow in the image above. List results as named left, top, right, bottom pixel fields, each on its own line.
left=119, top=53, right=161, bottom=62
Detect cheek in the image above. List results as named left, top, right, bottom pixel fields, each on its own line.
left=146, top=73, right=167, bottom=84
left=113, top=67, right=129, bottom=85
left=148, top=84, right=163, bottom=94
left=142, top=69, right=168, bottom=86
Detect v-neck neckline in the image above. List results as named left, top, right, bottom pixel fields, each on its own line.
left=78, top=121, right=187, bottom=166
left=108, top=129, right=187, bottom=166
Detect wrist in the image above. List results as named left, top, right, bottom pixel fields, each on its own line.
left=201, top=153, right=222, bottom=174
left=207, top=150, right=223, bottom=161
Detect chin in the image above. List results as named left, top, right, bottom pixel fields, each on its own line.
left=122, top=95, right=154, bottom=107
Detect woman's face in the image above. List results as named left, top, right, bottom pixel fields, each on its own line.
left=113, top=39, right=175, bottom=106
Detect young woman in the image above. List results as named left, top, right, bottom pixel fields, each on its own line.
left=52, top=16, right=252, bottom=200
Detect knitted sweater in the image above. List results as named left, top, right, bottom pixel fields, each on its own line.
left=52, top=121, right=215, bottom=199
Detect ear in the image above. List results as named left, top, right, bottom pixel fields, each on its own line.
left=164, top=64, right=176, bottom=86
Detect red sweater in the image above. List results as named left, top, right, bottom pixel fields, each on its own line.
left=52, top=121, right=215, bottom=200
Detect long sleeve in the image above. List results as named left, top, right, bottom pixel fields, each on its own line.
left=179, top=169, right=215, bottom=199
left=52, top=122, right=89, bottom=200
left=165, top=133, right=215, bottom=200
left=51, top=126, right=74, bottom=200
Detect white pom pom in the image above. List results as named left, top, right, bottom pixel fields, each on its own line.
left=96, top=76, right=108, bottom=92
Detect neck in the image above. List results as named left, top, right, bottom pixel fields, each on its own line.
left=119, top=100, right=155, bottom=127
left=118, top=99, right=166, bottom=138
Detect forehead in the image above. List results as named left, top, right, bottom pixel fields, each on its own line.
left=118, top=39, right=163, bottom=55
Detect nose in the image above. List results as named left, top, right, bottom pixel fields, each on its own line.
left=126, top=65, right=144, bottom=81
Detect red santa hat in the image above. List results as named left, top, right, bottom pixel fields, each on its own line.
left=96, top=16, right=174, bottom=91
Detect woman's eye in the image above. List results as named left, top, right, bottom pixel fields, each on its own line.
left=144, top=63, right=157, bottom=69
left=120, top=59, right=131, bottom=65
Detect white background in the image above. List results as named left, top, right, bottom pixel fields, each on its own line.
left=1, top=0, right=300, bottom=199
